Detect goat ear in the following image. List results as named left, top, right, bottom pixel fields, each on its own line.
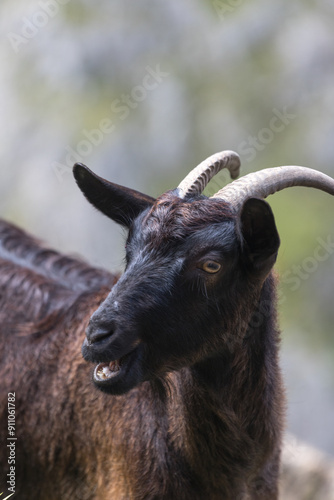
left=73, top=163, right=155, bottom=227
left=239, top=198, right=280, bottom=277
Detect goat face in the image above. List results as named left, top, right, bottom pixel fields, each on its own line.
left=74, top=164, right=280, bottom=395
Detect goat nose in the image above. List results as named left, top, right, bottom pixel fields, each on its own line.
left=86, top=319, right=115, bottom=345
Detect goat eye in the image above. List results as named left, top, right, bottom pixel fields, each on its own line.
left=201, top=260, right=221, bottom=274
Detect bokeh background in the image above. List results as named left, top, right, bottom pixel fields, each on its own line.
left=1, top=0, right=334, bottom=455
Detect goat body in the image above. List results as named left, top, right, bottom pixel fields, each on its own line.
left=0, top=188, right=284, bottom=500
left=3, top=151, right=333, bottom=499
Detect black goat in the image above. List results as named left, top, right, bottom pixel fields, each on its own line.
left=1, top=151, right=334, bottom=499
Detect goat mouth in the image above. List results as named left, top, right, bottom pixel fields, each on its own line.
left=93, top=347, right=137, bottom=385
left=94, top=358, right=123, bottom=381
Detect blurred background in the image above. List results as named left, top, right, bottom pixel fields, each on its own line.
left=1, top=0, right=334, bottom=455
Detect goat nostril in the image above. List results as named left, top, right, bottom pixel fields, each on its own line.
left=91, top=332, right=112, bottom=344
left=86, top=324, right=114, bottom=345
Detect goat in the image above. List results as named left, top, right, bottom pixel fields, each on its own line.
left=1, top=151, right=334, bottom=499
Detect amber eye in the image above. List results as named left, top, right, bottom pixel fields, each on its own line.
left=201, top=261, right=221, bottom=274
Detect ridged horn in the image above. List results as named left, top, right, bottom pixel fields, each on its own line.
left=176, top=150, right=240, bottom=199
left=212, top=165, right=334, bottom=212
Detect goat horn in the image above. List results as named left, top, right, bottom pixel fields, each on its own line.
left=212, top=166, right=334, bottom=212
left=176, top=150, right=240, bottom=198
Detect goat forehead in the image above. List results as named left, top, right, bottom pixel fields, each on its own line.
left=135, top=194, right=235, bottom=247
left=185, top=223, right=238, bottom=254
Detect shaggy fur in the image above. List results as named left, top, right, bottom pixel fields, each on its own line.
left=0, top=181, right=285, bottom=499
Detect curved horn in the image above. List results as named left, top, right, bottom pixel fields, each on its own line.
left=176, top=150, right=240, bottom=199
left=212, top=166, right=334, bottom=212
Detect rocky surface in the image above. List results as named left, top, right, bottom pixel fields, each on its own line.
left=281, top=435, right=334, bottom=500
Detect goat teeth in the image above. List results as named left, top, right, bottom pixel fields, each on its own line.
left=96, top=363, right=113, bottom=380
left=95, top=360, right=121, bottom=382
left=109, top=360, right=120, bottom=372
left=103, top=366, right=112, bottom=377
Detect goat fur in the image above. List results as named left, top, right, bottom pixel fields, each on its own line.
left=0, top=183, right=285, bottom=499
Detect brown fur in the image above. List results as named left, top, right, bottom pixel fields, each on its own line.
left=0, top=212, right=284, bottom=499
